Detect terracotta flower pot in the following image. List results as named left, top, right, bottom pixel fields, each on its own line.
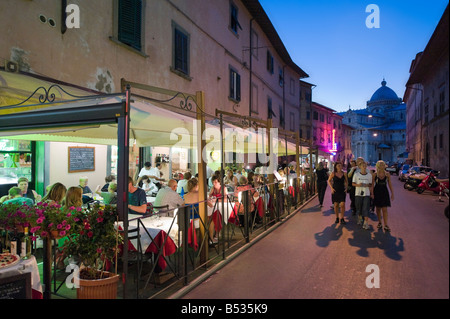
left=50, top=230, right=61, bottom=239
left=76, top=270, right=120, bottom=299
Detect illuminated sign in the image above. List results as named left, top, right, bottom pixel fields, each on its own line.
left=329, top=129, right=338, bottom=152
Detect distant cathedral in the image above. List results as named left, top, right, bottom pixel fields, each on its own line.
left=338, top=79, right=406, bottom=164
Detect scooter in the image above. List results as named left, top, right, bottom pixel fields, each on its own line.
left=416, top=171, right=449, bottom=195
left=404, top=173, right=426, bottom=191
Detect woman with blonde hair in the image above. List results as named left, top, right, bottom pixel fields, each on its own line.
left=372, top=160, right=394, bottom=232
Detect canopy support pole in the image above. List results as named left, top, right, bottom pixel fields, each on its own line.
left=118, top=85, right=131, bottom=298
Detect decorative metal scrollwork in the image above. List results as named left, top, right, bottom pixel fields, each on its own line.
left=6, top=84, right=92, bottom=107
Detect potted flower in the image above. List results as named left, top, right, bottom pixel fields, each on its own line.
left=35, top=201, right=78, bottom=239
left=62, top=203, right=122, bottom=299
left=0, top=202, right=41, bottom=232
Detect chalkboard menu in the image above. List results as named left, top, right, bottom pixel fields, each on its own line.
left=0, top=273, right=32, bottom=299
left=68, top=147, right=95, bottom=173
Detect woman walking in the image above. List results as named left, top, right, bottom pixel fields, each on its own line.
left=372, top=160, right=394, bottom=232
left=316, top=162, right=329, bottom=207
left=328, top=161, right=348, bottom=224
left=353, top=161, right=372, bottom=229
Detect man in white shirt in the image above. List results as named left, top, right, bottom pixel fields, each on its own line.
left=138, top=162, right=153, bottom=178
left=176, top=171, right=192, bottom=195
left=140, top=162, right=165, bottom=189
left=153, top=179, right=184, bottom=211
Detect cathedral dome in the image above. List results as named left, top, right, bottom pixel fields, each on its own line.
left=369, top=79, right=400, bottom=104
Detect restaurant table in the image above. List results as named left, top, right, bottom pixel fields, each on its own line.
left=207, top=201, right=237, bottom=231
left=120, top=215, right=178, bottom=271
left=0, top=255, right=43, bottom=299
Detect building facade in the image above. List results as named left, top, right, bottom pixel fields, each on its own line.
left=339, top=80, right=407, bottom=164
left=0, top=0, right=310, bottom=191
left=404, top=5, right=449, bottom=177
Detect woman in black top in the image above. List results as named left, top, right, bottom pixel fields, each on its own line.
left=327, top=162, right=348, bottom=224
left=316, top=162, right=329, bottom=207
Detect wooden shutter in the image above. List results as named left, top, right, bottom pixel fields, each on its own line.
left=118, top=0, right=142, bottom=51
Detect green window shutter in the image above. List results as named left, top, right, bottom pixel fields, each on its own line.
left=174, top=28, right=188, bottom=74
left=118, top=0, right=142, bottom=51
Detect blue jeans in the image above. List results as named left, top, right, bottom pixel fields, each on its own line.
left=355, top=196, right=371, bottom=218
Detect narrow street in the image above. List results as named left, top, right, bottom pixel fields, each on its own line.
left=181, top=177, right=449, bottom=299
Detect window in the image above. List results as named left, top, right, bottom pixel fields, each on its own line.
left=439, top=133, right=443, bottom=149
left=290, top=113, right=295, bottom=131
left=251, top=83, right=258, bottom=114
left=278, top=67, right=284, bottom=87
left=306, top=111, right=310, bottom=120
left=268, top=97, right=275, bottom=119
left=251, top=30, right=258, bottom=58
left=434, top=135, right=437, bottom=150
left=313, top=111, right=318, bottom=121
left=229, top=67, right=241, bottom=102
left=439, top=88, right=445, bottom=114
left=266, top=50, right=274, bottom=74
left=173, top=24, right=190, bottom=75
left=290, top=78, right=295, bottom=95
left=279, top=106, right=284, bottom=127
left=118, top=0, right=143, bottom=51
left=230, top=2, right=242, bottom=34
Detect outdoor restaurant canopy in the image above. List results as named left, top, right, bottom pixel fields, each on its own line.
left=0, top=70, right=308, bottom=157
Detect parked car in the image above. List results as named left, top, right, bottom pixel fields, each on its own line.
left=398, top=164, right=410, bottom=181
left=386, top=163, right=400, bottom=175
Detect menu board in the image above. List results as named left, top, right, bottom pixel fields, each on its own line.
left=0, top=273, right=32, bottom=299
left=68, top=147, right=95, bottom=173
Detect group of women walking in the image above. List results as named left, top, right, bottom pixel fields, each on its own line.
left=316, top=158, right=394, bottom=232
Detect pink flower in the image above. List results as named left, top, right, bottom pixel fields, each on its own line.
left=96, top=248, right=102, bottom=254
left=36, top=217, right=45, bottom=224
left=57, top=223, right=63, bottom=229
left=59, top=231, right=66, bottom=237
left=87, top=231, right=93, bottom=238
left=65, top=224, right=71, bottom=230
left=40, top=231, right=48, bottom=237
left=97, top=217, right=104, bottom=223
left=30, top=226, right=41, bottom=233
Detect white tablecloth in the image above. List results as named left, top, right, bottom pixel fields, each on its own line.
left=207, top=201, right=235, bottom=225
left=0, top=255, right=42, bottom=297
left=123, top=215, right=179, bottom=249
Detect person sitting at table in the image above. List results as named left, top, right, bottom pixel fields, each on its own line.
left=153, top=179, right=184, bottom=212
left=127, top=176, right=147, bottom=215
left=224, top=169, right=238, bottom=189
left=208, top=175, right=228, bottom=244
left=183, top=179, right=205, bottom=240
left=79, top=176, right=94, bottom=204
left=17, top=176, right=41, bottom=203
left=42, top=182, right=67, bottom=205
left=136, top=175, right=158, bottom=195
left=94, top=182, right=118, bottom=205
left=63, top=186, right=83, bottom=211
left=1, top=187, right=34, bottom=206
left=208, top=170, right=220, bottom=188
left=176, top=171, right=192, bottom=195
left=101, top=175, right=116, bottom=192
left=234, top=176, right=257, bottom=227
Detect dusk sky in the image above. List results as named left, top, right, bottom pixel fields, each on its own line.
left=259, top=0, right=448, bottom=113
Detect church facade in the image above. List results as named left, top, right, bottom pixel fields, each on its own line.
left=338, top=80, right=406, bottom=164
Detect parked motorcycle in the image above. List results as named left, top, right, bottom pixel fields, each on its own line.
left=416, top=171, right=449, bottom=195
left=404, top=173, right=426, bottom=191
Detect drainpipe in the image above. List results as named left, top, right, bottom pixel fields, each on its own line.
left=249, top=18, right=254, bottom=117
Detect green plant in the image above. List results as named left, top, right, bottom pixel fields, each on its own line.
left=34, top=201, right=79, bottom=239
left=0, top=202, right=41, bottom=232
left=62, top=203, right=122, bottom=279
